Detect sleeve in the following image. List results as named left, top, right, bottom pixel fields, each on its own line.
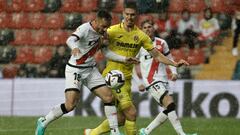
left=72, top=25, right=86, bottom=40
left=101, top=46, right=126, bottom=62
left=142, top=33, right=154, bottom=51
left=66, top=36, right=79, bottom=50
left=162, top=40, right=170, bottom=56
left=164, top=41, right=177, bottom=74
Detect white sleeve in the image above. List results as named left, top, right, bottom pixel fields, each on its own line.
left=163, top=41, right=177, bottom=74
left=66, top=36, right=79, bottom=50
left=101, top=47, right=126, bottom=63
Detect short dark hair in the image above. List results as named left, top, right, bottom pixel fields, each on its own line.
left=97, top=9, right=112, bottom=22
left=124, top=1, right=137, bottom=11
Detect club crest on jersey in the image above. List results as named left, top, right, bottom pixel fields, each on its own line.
left=133, top=35, right=139, bottom=42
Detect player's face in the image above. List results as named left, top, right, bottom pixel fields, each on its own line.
left=142, top=22, right=154, bottom=38
left=123, top=8, right=137, bottom=27
left=96, top=18, right=111, bottom=35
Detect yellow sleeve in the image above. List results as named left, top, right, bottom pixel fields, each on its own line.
left=142, top=34, right=154, bottom=51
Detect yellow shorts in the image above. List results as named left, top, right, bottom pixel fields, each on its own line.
left=112, top=79, right=134, bottom=111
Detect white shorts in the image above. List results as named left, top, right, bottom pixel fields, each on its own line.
left=65, top=64, right=106, bottom=92
left=146, top=81, right=170, bottom=105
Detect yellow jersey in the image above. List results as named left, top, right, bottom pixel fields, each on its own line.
left=103, top=23, right=154, bottom=79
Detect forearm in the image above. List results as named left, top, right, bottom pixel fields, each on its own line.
left=150, top=49, right=177, bottom=67
left=101, top=47, right=126, bottom=63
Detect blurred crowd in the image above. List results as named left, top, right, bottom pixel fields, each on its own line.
left=0, top=0, right=239, bottom=79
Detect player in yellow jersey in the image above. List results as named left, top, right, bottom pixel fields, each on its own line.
left=84, top=2, right=189, bottom=135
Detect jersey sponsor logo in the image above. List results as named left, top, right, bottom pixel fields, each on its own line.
left=116, top=41, right=139, bottom=48
left=133, top=35, right=139, bottom=42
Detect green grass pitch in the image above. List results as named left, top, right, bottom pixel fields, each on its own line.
left=0, top=116, right=240, bottom=135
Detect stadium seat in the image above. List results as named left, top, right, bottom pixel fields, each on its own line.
left=0, top=0, right=7, bottom=12
left=170, top=48, right=187, bottom=62
left=14, top=47, right=34, bottom=64
left=187, top=49, right=205, bottom=65
left=0, top=12, right=11, bottom=28
left=49, top=30, right=69, bottom=45
left=32, top=30, right=50, bottom=45
left=210, top=0, right=226, bottom=13
left=77, top=0, right=98, bottom=12
left=11, top=30, right=32, bottom=45
left=112, top=0, right=124, bottom=13
left=64, top=13, right=82, bottom=29
left=2, top=64, right=18, bottom=78
left=28, top=13, right=46, bottom=29
left=186, top=0, right=206, bottom=13
left=82, top=12, right=96, bottom=23
left=24, top=0, right=45, bottom=12
left=44, top=13, right=65, bottom=29
left=5, top=0, right=25, bottom=12
left=137, top=14, right=154, bottom=27
left=33, top=47, right=53, bottom=64
left=168, top=0, right=186, bottom=13
left=60, top=0, right=81, bottom=12
left=112, top=13, right=121, bottom=25
left=9, top=13, right=29, bottom=29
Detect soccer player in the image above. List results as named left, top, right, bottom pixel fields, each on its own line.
left=35, top=10, right=138, bottom=135
left=85, top=2, right=189, bottom=135
left=137, top=20, right=197, bottom=135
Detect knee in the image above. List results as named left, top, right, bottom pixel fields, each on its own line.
left=102, top=94, right=114, bottom=104
left=124, top=107, right=137, bottom=121
left=64, top=102, right=77, bottom=112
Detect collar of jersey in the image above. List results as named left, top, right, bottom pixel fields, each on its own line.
left=120, top=22, right=137, bottom=32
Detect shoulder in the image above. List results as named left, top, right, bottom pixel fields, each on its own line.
left=108, top=24, right=121, bottom=31
left=76, top=22, right=91, bottom=31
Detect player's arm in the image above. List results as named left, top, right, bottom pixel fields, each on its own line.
left=148, top=48, right=189, bottom=67
left=66, top=35, right=81, bottom=57
left=166, top=53, right=178, bottom=81
left=101, top=46, right=139, bottom=64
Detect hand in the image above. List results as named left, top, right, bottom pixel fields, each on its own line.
left=71, top=48, right=81, bottom=57
left=171, top=74, right=178, bottom=81
left=125, top=57, right=140, bottom=64
left=175, top=59, right=189, bottom=67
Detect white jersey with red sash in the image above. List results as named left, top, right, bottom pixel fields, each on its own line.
left=138, top=37, right=170, bottom=87
left=68, top=22, right=101, bottom=67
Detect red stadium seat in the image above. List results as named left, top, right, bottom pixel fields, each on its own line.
left=11, top=30, right=33, bottom=45
left=28, top=13, right=46, bottom=29
left=112, top=13, right=120, bottom=25
left=77, top=0, right=98, bottom=12
left=32, top=30, right=50, bottom=45
left=33, top=47, right=53, bottom=64
left=0, top=12, right=11, bottom=28
left=137, top=14, right=154, bottom=27
left=168, top=0, right=186, bottom=13
left=44, top=13, right=65, bottom=29
left=49, top=30, right=69, bottom=45
left=186, top=0, right=206, bottom=13
left=24, top=0, right=45, bottom=12
left=82, top=12, right=96, bottom=23
left=2, top=64, right=18, bottom=78
left=9, top=13, right=29, bottom=29
left=187, top=49, right=205, bottom=65
left=0, top=0, right=7, bottom=12
left=6, top=0, right=25, bottom=12
left=112, top=0, right=124, bottom=13
left=14, top=47, right=34, bottom=64
left=171, top=48, right=187, bottom=62
left=210, top=0, right=226, bottom=13
left=60, top=0, right=81, bottom=12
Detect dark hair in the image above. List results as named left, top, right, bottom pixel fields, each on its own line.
left=97, top=9, right=112, bottom=22
left=140, top=19, right=153, bottom=28
left=124, top=1, right=137, bottom=11
left=204, top=8, right=213, bottom=19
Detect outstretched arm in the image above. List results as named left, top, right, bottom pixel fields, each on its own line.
left=149, top=48, right=189, bottom=67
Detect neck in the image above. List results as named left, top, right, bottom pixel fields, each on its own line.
left=123, top=22, right=134, bottom=32
left=91, top=20, right=97, bottom=31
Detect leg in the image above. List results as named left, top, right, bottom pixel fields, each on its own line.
left=35, top=90, right=80, bottom=135
left=93, top=86, right=120, bottom=135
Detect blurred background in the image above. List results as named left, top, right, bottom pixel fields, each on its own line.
left=0, top=0, right=240, bottom=135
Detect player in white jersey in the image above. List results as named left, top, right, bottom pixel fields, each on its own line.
left=137, top=20, right=197, bottom=135
left=35, top=10, right=139, bottom=135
